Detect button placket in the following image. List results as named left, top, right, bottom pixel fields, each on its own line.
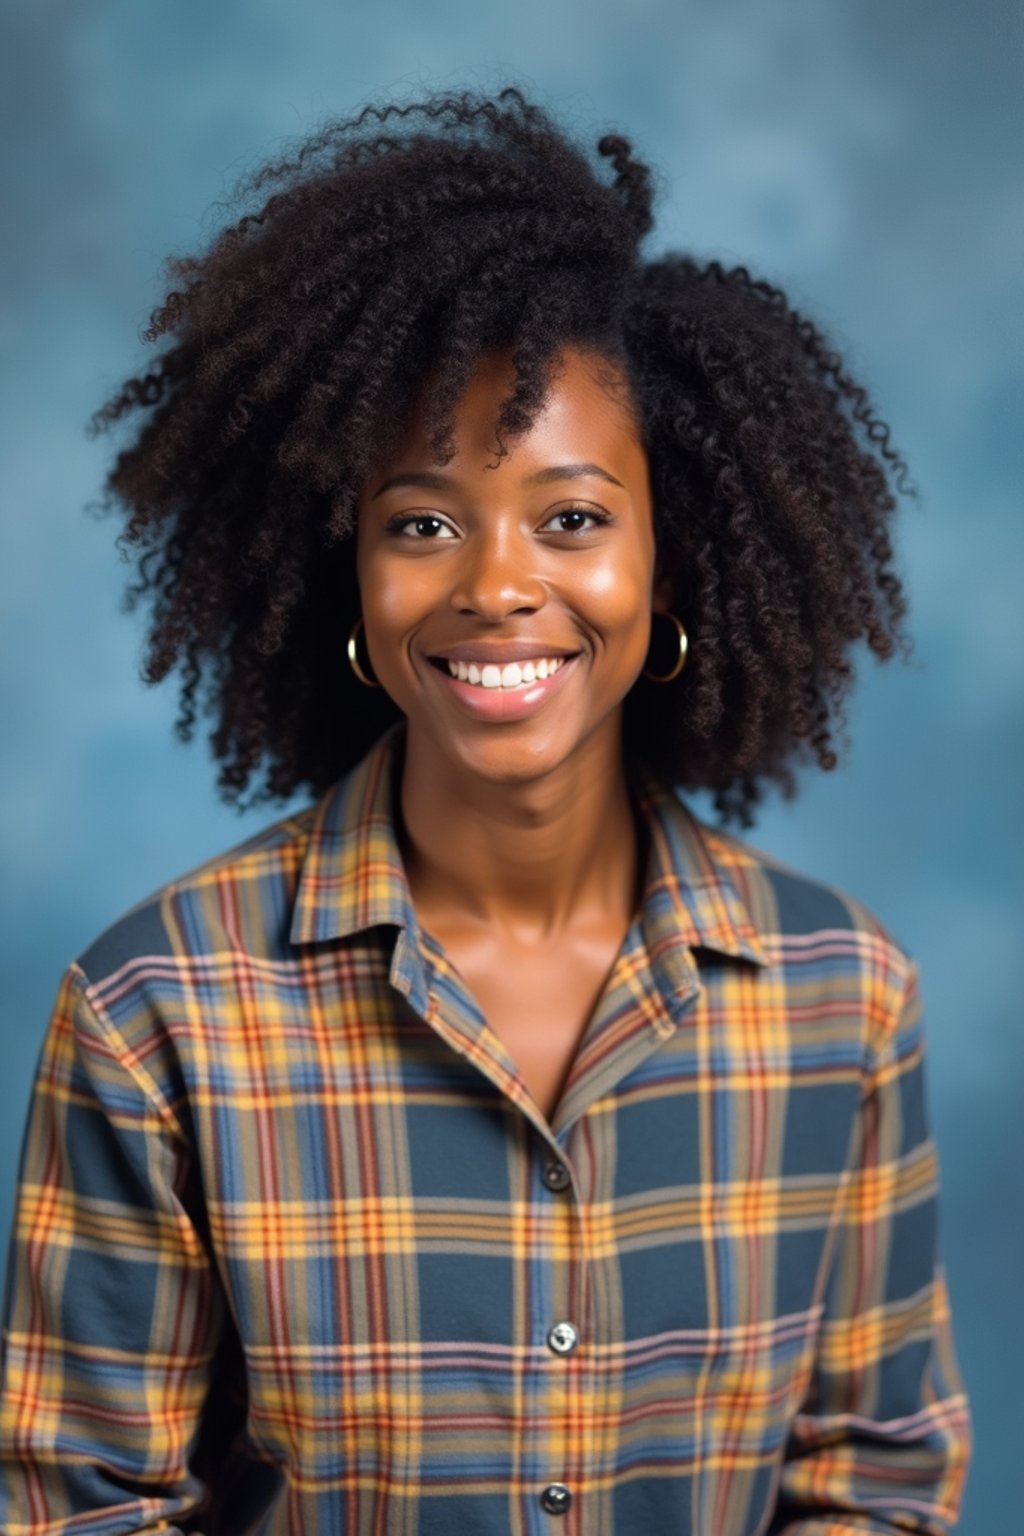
left=539, top=1150, right=577, bottom=1517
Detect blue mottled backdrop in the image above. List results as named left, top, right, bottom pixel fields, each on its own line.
left=1, top=1, right=1019, bottom=1524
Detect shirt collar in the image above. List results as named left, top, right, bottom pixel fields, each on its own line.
left=289, top=718, right=768, bottom=968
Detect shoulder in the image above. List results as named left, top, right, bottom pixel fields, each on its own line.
left=679, top=804, right=919, bottom=1022
left=74, top=799, right=320, bottom=991
left=690, top=812, right=924, bottom=1069
left=55, top=801, right=323, bottom=1127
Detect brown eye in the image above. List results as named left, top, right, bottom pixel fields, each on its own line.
left=543, top=505, right=613, bottom=535
left=386, top=514, right=456, bottom=539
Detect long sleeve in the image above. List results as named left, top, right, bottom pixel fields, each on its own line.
left=0, top=962, right=233, bottom=1533
left=768, top=959, right=973, bottom=1534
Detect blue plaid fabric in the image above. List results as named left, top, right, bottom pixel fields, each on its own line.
left=0, top=718, right=971, bottom=1532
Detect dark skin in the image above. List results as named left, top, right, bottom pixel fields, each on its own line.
left=356, top=344, right=675, bottom=1123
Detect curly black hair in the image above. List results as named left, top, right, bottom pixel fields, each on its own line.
left=88, top=83, right=916, bottom=828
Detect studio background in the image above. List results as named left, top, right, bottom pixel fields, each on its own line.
left=1, top=2, right=1019, bottom=1527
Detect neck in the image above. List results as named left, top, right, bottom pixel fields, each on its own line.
left=393, top=721, right=646, bottom=945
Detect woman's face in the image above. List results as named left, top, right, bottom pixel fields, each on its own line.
left=355, top=343, right=671, bottom=788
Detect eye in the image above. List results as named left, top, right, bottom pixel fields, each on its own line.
left=542, top=504, right=614, bottom=536
left=385, top=513, right=457, bottom=540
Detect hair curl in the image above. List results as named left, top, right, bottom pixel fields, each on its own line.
left=89, top=83, right=915, bottom=828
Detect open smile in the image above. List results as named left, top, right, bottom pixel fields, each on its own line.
left=424, top=651, right=583, bottom=722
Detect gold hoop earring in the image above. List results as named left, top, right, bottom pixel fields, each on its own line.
left=642, top=611, right=688, bottom=682
left=347, top=615, right=381, bottom=688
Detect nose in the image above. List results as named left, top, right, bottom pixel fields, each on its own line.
left=448, top=520, right=547, bottom=620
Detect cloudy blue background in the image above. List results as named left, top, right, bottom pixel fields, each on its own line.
left=1, top=1, right=1019, bottom=1523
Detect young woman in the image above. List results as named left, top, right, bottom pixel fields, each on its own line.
left=0, top=86, right=971, bottom=1533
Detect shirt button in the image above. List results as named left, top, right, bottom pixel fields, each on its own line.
left=542, top=1159, right=571, bottom=1191
left=540, top=1482, right=572, bottom=1514
left=547, top=1321, right=579, bottom=1355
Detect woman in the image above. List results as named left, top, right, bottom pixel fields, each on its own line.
left=0, top=86, right=971, bottom=1532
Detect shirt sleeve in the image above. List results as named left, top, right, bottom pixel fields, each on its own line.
left=768, top=958, right=973, bottom=1535
left=0, top=961, right=236, bottom=1533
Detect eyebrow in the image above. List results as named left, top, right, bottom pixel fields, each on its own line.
left=370, top=462, right=625, bottom=499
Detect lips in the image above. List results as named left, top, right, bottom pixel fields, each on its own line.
left=425, top=648, right=582, bottom=723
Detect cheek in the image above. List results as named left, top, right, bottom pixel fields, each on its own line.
left=361, top=554, right=432, bottom=630
left=357, top=555, right=446, bottom=696
left=581, top=555, right=652, bottom=635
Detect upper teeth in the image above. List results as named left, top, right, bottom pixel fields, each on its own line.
left=446, top=657, right=568, bottom=688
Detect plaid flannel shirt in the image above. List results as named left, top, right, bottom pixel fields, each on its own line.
left=0, top=718, right=971, bottom=1533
